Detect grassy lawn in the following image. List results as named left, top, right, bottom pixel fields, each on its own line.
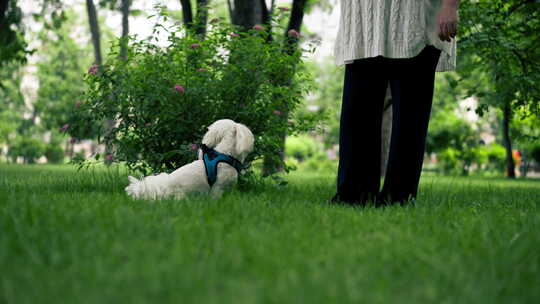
left=1, top=164, right=539, bottom=304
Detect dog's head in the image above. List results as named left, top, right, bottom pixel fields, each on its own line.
left=201, top=119, right=254, bottom=162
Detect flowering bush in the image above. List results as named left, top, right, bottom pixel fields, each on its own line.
left=81, top=16, right=319, bottom=174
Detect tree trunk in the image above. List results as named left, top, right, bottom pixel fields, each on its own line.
left=0, top=0, right=9, bottom=26
left=260, top=0, right=273, bottom=41
left=286, top=0, right=307, bottom=39
left=195, top=0, right=209, bottom=37
left=85, top=0, right=102, bottom=66
left=179, top=0, right=194, bottom=27
left=502, top=102, right=516, bottom=178
left=261, top=0, right=272, bottom=24
left=230, top=0, right=262, bottom=30
left=119, top=0, right=130, bottom=60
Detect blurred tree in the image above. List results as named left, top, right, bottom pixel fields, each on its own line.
left=34, top=10, right=96, bottom=154
left=510, top=109, right=540, bottom=176
left=459, top=0, right=540, bottom=178
left=7, top=137, right=46, bottom=163
left=120, top=0, right=131, bottom=60
left=97, top=0, right=134, bottom=59
left=179, top=0, right=193, bottom=25
left=86, top=0, right=103, bottom=66
left=0, top=0, right=67, bottom=66
left=227, top=0, right=268, bottom=30
left=0, top=62, right=25, bottom=152
left=0, top=0, right=30, bottom=65
left=1, top=0, right=68, bottom=162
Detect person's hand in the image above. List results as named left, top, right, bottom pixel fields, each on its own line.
left=437, top=2, right=459, bottom=42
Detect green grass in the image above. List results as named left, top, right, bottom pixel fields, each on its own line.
left=1, top=164, right=539, bottom=304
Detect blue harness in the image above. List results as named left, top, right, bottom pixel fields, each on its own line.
left=201, top=144, right=244, bottom=187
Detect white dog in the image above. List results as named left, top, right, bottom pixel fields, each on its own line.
left=125, top=119, right=254, bottom=200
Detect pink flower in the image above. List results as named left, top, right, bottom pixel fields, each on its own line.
left=197, top=68, right=208, bottom=72
left=253, top=24, right=264, bottom=31
left=174, top=84, right=185, bottom=93
left=190, top=143, right=199, bottom=151
left=287, top=29, right=300, bottom=38
left=60, top=123, right=70, bottom=132
left=105, top=154, right=114, bottom=162
left=278, top=7, right=291, bottom=11
left=229, top=32, right=240, bottom=37
left=88, top=65, right=98, bottom=75
left=190, top=43, right=201, bottom=49
left=273, top=110, right=282, bottom=116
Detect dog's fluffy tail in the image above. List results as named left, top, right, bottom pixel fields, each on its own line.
left=125, top=175, right=142, bottom=199
left=125, top=174, right=170, bottom=199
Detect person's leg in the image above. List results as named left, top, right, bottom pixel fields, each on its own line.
left=379, top=46, right=441, bottom=205
left=334, top=57, right=388, bottom=205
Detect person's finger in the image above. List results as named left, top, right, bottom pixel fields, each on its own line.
left=439, top=21, right=446, bottom=41
left=442, top=22, right=450, bottom=42
left=445, top=23, right=452, bottom=41
left=448, top=22, right=456, bottom=38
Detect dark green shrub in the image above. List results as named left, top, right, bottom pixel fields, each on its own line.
left=485, top=143, right=506, bottom=171
left=285, top=135, right=320, bottom=161
left=427, top=111, right=479, bottom=154
left=8, top=137, right=46, bottom=164
left=82, top=14, right=318, bottom=174
left=300, top=158, right=337, bottom=172
left=437, top=147, right=460, bottom=174
left=45, top=143, right=64, bottom=164
left=528, top=142, right=540, bottom=163
left=437, top=144, right=507, bottom=175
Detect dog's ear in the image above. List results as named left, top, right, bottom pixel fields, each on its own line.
left=235, top=123, right=254, bottom=160
left=128, top=176, right=139, bottom=183
left=202, top=123, right=221, bottom=148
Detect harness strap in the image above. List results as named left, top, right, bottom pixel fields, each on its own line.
left=201, top=144, right=244, bottom=187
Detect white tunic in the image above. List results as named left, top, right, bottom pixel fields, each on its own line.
left=334, top=0, right=456, bottom=72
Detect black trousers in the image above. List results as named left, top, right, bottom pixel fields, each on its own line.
left=336, top=45, right=441, bottom=205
